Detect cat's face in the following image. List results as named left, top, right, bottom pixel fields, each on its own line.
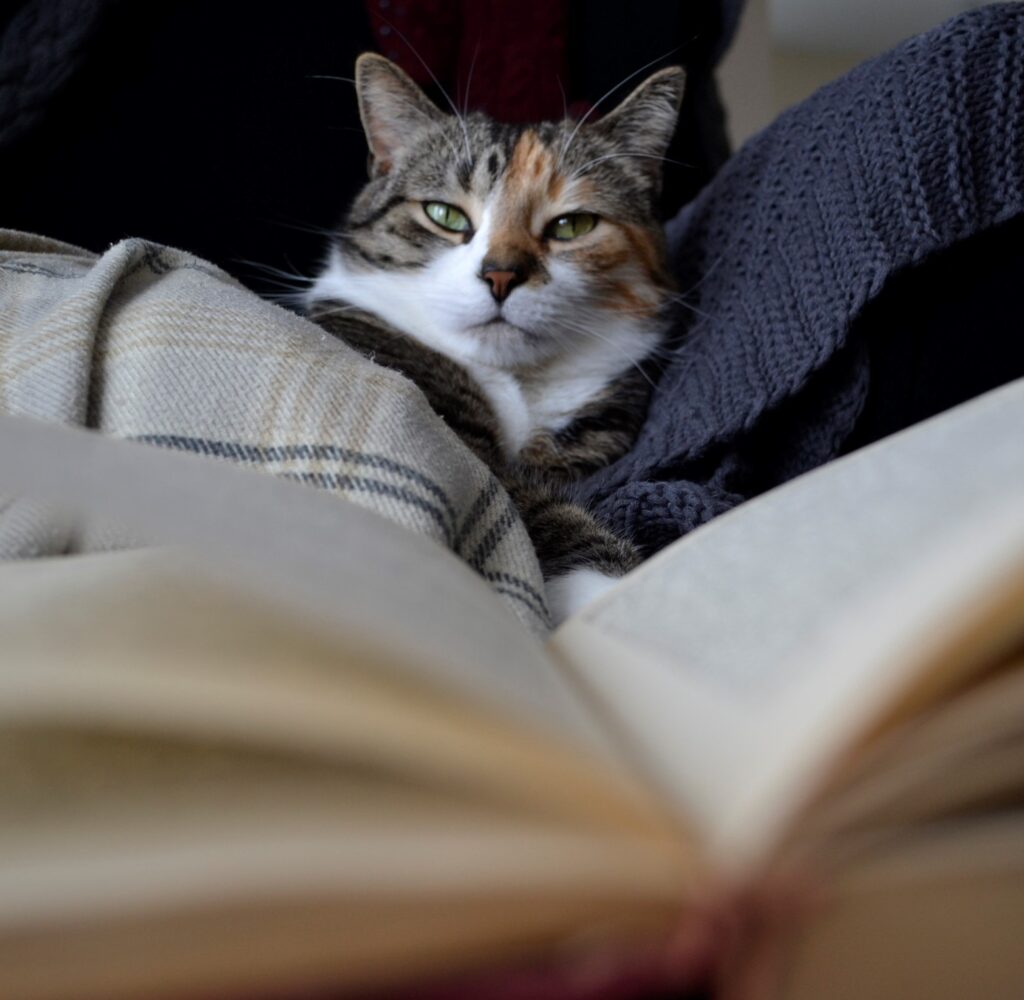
left=312, top=55, right=684, bottom=371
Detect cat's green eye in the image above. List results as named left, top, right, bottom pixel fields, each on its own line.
left=545, top=212, right=598, bottom=241
left=424, top=202, right=471, bottom=233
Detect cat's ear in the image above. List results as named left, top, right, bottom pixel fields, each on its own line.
left=355, top=53, right=445, bottom=175
left=589, top=66, right=685, bottom=178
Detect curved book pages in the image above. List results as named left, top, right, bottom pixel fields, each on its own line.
left=0, top=378, right=1023, bottom=1000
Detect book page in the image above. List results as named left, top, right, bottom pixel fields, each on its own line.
left=0, top=415, right=610, bottom=758
left=0, top=419, right=699, bottom=998
left=0, top=551, right=681, bottom=840
left=0, top=724, right=692, bottom=1000
left=784, top=654, right=1024, bottom=852
left=549, top=380, right=1024, bottom=868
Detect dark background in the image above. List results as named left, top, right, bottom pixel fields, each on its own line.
left=1, top=0, right=740, bottom=296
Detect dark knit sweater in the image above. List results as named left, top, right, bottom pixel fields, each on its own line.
left=580, top=4, right=1024, bottom=554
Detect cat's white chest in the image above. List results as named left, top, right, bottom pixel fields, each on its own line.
left=468, top=361, right=626, bottom=458
left=466, top=365, right=533, bottom=456
left=309, top=248, right=658, bottom=459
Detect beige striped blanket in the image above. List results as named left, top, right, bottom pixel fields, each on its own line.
left=0, top=229, right=548, bottom=632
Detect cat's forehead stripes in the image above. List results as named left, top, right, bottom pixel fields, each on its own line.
left=508, top=131, right=552, bottom=181
left=338, top=106, right=672, bottom=284
left=489, top=130, right=560, bottom=254
left=374, top=114, right=640, bottom=220
left=504, top=130, right=565, bottom=201
left=474, top=130, right=607, bottom=287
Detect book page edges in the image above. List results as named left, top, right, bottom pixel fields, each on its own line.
left=0, top=837, right=693, bottom=1000
left=550, top=501, right=1024, bottom=871
left=0, top=551, right=685, bottom=843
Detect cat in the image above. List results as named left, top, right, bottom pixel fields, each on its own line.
left=306, top=53, right=684, bottom=625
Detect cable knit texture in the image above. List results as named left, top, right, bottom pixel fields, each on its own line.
left=578, top=5, right=1024, bottom=552
left=0, top=0, right=104, bottom=150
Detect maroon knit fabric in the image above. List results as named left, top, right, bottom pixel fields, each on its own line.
left=364, top=0, right=575, bottom=122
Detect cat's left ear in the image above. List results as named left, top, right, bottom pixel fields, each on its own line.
left=355, top=52, right=446, bottom=175
left=589, top=66, right=686, bottom=179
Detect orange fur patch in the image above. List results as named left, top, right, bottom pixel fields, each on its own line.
left=490, top=131, right=562, bottom=257
left=483, top=132, right=671, bottom=309
left=574, top=226, right=666, bottom=316
left=602, top=279, right=657, bottom=315
left=507, top=131, right=553, bottom=191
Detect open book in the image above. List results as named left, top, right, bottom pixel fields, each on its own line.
left=1, top=379, right=1023, bottom=1000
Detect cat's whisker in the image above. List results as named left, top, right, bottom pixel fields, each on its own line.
left=664, top=293, right=718, bottom=324
left=261, top=218, right=339, bottom=238
left=550, top=316, right=661, bottom=391
left=557, top=46, right=681, bottom=169
left=570, top=151, right=691, bottom=179
left=675, top=253, right=725, bottom=298
left=240, top=262, right=312, bottom=280
left=307, top=75, right=356, bottom=85
left=234, top=259, right=315, bottom=284
left=377, top=13, right=474, bottom=166
left=461, top=38, right=482, bottom=117
left=262, top=289, right=310, bottom=308
left=555, top=74, right=569, bottom=122
left=308, top=302, right=363, bottom=320
left=658, top=256, right=730, bottom=330
left=246, top=276, right=307, bottom=294
left=627, top=340, right=677, bottom=360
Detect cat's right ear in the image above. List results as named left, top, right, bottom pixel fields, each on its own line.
left=355, top=53, right=445, bottom=175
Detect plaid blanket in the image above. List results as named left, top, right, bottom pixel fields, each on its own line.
left=0, top=229, right=548, bottom=633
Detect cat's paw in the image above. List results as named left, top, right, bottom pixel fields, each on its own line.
left=546, top=568, right=622, bottom=627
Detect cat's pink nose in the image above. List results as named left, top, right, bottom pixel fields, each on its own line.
left=481, top=269, right=520, bottom=303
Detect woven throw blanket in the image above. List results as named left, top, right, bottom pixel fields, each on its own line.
left=579, top=4, right=1024, bottom=553
left=0, top=229, right=548, bottom=633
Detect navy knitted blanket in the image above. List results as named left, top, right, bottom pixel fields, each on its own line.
left=580, top=4, right=1024, bottom=553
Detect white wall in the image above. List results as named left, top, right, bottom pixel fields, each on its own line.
left=718, top=0, right=1020, bottom=146
left=769, top=0, right=992, bottom=52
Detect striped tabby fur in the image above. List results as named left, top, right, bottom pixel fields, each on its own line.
left=307, top=54, right=684, bottom=620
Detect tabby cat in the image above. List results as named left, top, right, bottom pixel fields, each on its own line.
left=306, top=53, right=684, bottom=624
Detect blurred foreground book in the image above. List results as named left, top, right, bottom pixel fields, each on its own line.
left=1, top=380, right=1023, bottom=1000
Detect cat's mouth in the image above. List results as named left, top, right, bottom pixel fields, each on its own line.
left=469, top=318, right=537, bottom=340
